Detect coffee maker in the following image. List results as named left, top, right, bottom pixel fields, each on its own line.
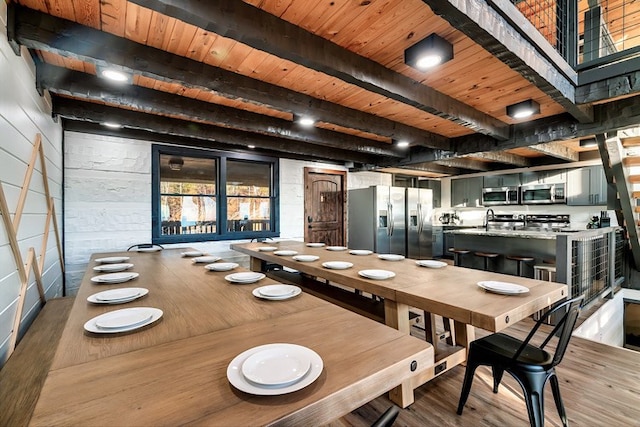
left=438, top=212, right=459, bottom=225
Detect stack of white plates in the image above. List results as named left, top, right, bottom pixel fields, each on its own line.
left=274, top=250, right=298, bottom=256
left=416, top=260, right=448, bottom=268
left=93, top=263, right=134, bottom=273
left=84, top=307, right=163, bottom=333
left=305, top=242, right=325, bottom=247
left=192, top=255, right=221, bottom=263
left=90, top=272, right=140, bottom=284
left=95, top=256, right=130, bottom=264
left=252, top=284, right=302, bottom=300
left=358, top=269, right=396, bottom=280
left=224, top=272, right=266, bottom=283
left=378, top=254, right=405, bottom=261
left=87, top=287, right=149, bottom=304
left=292, top=255, right=319, bottom=262
left=322, top=261, right=353, bottom=270
left=227, top=343, right=323, bottom=395
left=326, top=246, right=348, bottom=251
left=349, top=249, right=372, bottom=256
left=181, top=251, right=204, bottom=257
left=205, top=262, right=239, bottom=272
left=477, top=281, right=530, bottom=295
left=258, top=246, right=278, bottom=252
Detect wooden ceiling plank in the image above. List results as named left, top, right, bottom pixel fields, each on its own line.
left=124, top=2, right=153, bottom=44
left=100, top=0, right=127, bottom=36
left=461, top=151, right=532, bottom=167
left=72, top=0, right=100, bottom=30
left=11, top=5, right=450, bottom=150
left=37, top=64, right=404, bottom=158
left=127, top=0, right=510, bottom=139
left=527, top=142, right=580, bottom=161
left=147, top=11, right=176, bottom=50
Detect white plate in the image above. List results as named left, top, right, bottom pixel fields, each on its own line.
left=416, top=260, right=448, bottom=268
left=192, top=256, right=222, bottom=263
left=322, top=261, right=353, bottom=270
left=225, top=272, right=266, bottom=283
left=84, top=307, right=163, bottom=334
left=92, top=263, right=134, bottom=273
left=137, top=247, right=161, bottom=253
left=87, top=287, right=149, bottom=304
left=326, top=246, right=348, bottom=251
left=305, top=243, right=325, bottom=247
left=349, top=250, right=372, bottom=256
left=258, top=284, right=297, bottom=297
left=227, top=343, right=323, bottom=395
left=378, top=254, right=405, bottom=261
left=292, top=255, right=319, bottom=262
left=274, top=250, right=298, bottom=256
left=205, top=262, right=239, bottom=271
left=181, top=251, right=203, bottom=257
left=95, top=310, right=152, bottom=329
left=478, top=281, right=530, bottom=295
left=90, top=272, right=140, bottom=284
left=258, top=246, right=278, bottom=252
left=241, top=344, right=311, bottom=387
left=358, top=269, right=396, bottom=280
left=95, top=256, right=130, bottom=264
left=252, top=286, right=302, bottom=301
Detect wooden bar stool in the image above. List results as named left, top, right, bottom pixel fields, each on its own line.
left=449, top=248, right=470, bottom=267
left=534, top=264, right=557, bottom=281
left=506, top=255, right=534, bottom=277
left=474, top=252, right=499, bottom=271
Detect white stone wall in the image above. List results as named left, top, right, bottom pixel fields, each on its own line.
left=0, top=2, right=63, bottom=365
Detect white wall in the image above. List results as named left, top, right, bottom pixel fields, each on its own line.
left=64, top=135, right=388, bottom=294
left=0, top=2, right=64, bottom=365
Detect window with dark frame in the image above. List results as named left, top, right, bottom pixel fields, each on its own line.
left=152, top=145, right=279, bottom=243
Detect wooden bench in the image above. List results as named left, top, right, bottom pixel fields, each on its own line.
left=0, top=297, right=74, bottom=426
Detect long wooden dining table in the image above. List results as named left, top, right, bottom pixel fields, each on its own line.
left=231, top=240, right=569, bottom=407
left=29, top=248, right=433, bottom=426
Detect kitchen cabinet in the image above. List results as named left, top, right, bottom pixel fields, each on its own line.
left=452, top=177, right=483, bottom=207
left=419, top=179, right=441, bottom=207
left=483, top=173, right=520, bottom=188
left=432, top=226, right=444, bottom=258
left=520, top=169, right=566, bottom=185
left=567, top=165, right=607, bottom=205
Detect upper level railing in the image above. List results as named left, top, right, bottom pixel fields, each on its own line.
left=510, top=0, right=640, bottom=67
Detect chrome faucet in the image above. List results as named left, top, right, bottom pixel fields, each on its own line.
left=484, top=208, right=495, bottom=231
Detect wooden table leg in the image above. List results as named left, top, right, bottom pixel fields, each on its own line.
left=384, top=300, right=415, bottom=407
left=453, top=320, right=475, bottom=361
left=249, top=256, right=262, bottom=272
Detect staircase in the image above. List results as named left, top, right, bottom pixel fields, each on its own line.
left=600, top=133, right=640, bottom=269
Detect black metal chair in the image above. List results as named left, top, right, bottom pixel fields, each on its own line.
left=371, top=405, right=400, bottom=427
left=457, top=295, right=584, bottom=427
left=127, top=243, right=164, bottom=252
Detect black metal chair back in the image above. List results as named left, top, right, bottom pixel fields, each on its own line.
left=127, top=243, right=164, bottom=251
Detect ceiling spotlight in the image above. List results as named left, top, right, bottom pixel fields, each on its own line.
left=506, top=99, right=540, bottom=119
left=580, top=138, right=597, bottom=148
left=100, top=68, right=129, bottom=82
left=248, top=145, right=256, bottom=149
left=296, top=116, right=315, bottom=127
left=168, top=157, right=184, bottom=171
left=397, top=140, right=410, bottom=148
left=404, top=33, right=453, bottom=71
left=102, top=121, right=122, bottom=128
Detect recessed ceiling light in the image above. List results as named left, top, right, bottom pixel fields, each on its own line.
left=397, top=140, right=410, bottom=148
left=102, top=122, right=122, bottom=128
left=404, top=33, right=453, bottom=71
left=248, top=145, right=256, bottom=149
left=506, top=99, right=540, bottom=119
left=297, top=116, right=315, bottom=127
left=100, top=69, right=129, bottom=82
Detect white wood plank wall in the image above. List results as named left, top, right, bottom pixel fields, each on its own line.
left=0, top=2, right=63, bottom=366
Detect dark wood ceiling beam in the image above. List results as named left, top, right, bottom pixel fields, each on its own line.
left=395, top=163, right=462, bottom=176
left=9, top=5, right=449, bottom=150
left=435, top=158, right=492, bottom=171
left=38, top=64, right=402, bottom=158
left=53, top=98, right=386, bottom=165
left=462, top=151, right=531, bottom=167
left=127, top=0, right=509, bottom=139
left=422, top=0, right=593, bottom=123
left=576, top=67, right=640, bottom=104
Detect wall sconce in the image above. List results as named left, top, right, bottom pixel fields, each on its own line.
left=168, top=157, right=184, bottom=171
left=506, top=99, right=540, bottom=119
left=579, top=138, right=597, bottom=148
left=404, top=33, right=453, bottom=71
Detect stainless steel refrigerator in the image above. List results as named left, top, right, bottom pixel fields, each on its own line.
left=348, top=186, right=407, bottom=255
left=406, top=188, right=434, bottom=259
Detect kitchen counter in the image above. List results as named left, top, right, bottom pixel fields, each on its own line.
left=445, top=228, right=588, bottom=240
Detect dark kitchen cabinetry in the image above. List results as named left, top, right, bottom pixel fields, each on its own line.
left=419, top=179, right=441, bottom=208
left=520, top=169, right=566, bottom=185
left=432, top=226, right=444, bottom=258
left=567, top=165, right=607, bottom=205
left=483, top=173, right=520, bottom=188
left=452, top=177, right=483, bottom=207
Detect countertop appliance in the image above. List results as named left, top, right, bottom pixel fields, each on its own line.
left=486, top=213, right=526, bottom=230
left=521, top=183, right=566, bottom=204
left=482, top=186, right=520, bottom=206
left=524, top=214, right=571, bottom=231
left=348, top=186, right=409, bottom=256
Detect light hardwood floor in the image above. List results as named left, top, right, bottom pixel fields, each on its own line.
left=328, top=316, right=640, bottom=427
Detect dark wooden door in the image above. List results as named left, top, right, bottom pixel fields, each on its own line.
left=304, top=168, right=346, bottom=246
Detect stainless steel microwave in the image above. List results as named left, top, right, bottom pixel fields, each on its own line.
left=520, top=183, right=566, bottom=204
left=481, top=187, right=519, bottom=206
